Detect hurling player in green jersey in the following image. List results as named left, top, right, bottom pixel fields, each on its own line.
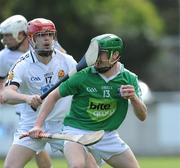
left=29, top=34, right=147, bottom=168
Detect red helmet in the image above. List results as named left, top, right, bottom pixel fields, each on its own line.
left=27, top=18, right=56, bottom=57
left=27, top=18, right=56, bottom=38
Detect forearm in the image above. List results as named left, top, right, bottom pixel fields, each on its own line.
left=3, top=88, right=27, bottom=104
left=35, top=92, right=59, bottom=127
left=130, top=96, right=147, bottom=121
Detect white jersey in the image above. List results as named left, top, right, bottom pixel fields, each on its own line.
left=0, top=47, right=24, bottom=78
left=0, top=47, right=27, bottom=115
left=6, top=49, right=77, bottom=128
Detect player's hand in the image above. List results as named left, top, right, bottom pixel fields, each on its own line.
left=28, top=126, right=44, bottom=139
left=119, top=85, right=136, bottom=100
left=26, top=95, right=42, bottom=109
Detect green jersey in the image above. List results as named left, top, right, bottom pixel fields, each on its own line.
left=59, top=64, right=141, bottom=131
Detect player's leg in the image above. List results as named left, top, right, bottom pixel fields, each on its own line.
left=63, top=141, right=100, bottom=168
left=105, top=148, right=140, bottom=168
left=86, top=152, right=100, bottom=168
left=64, top=141, right=87, bottom=168
left=35, top=151, right=52, bottom=168
left=4, top=144, right=35, bottom=168
left=88, top=130, right=140, bottom=168
left=62, top=126, right=101, bottom=168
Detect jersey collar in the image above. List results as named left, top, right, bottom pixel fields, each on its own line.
left=30, top=49, right=56, bottom=64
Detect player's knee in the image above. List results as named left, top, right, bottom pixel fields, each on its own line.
left=36, top=160, right=52, bottom=168
left=37, top=163, right=52, bottom=168
left=35, top=152, right=52, bottom=168
left=68, top=160, right=86, bottom=168
left=69, top=164, right=85, bottom=168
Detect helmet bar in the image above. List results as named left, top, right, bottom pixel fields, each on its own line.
left=93, top=34, right=123, bottom=73
left=34, top=32, right=56, bottom=38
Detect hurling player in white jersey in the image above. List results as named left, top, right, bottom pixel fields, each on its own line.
left=0, top=15, right=72, bottom=168
left=0, top=18, right=99, bottom=168
left=0, top=15, right=66, bottom=92
left=0, top=15, right=29, bottom=90
left=0, top=15, right=54, bottom=168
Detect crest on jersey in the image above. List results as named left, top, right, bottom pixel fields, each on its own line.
left=58, top=69, right=65, bottom=78
left=7, top=71, right=14, bottom=80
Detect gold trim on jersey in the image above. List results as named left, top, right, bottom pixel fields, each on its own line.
left=7, top=71, right=14, bottom=80
left=58, top=69, right=65, bottom=78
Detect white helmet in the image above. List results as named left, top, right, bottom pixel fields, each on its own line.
left=0, top=15, right=27, bottom=42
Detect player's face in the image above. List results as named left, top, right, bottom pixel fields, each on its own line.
left=95, top=50, right=120, bottom=73
left=95, top=51, right=110, bottom=69
left=34, top=32, right=55, bottom=51
left=1, top=33, right=19, bottom=48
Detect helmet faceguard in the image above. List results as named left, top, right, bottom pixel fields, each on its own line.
left=0, top=15, right=27, bottom=50
left=27, top=18, right=56, bottom=57
left=92, top=34, right=124, bottom=73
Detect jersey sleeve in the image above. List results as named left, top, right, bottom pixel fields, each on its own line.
left=59, top=70, right=84, bottom=97
left=5, top=61, right=25, bottom=88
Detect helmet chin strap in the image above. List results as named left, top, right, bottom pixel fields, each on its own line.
left=95, top=56, right=120, bottom=73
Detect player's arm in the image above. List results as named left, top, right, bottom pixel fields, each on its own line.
left=130, top=94, right=147, bottom=121
left=36, top=88, right=61, bottom=127
left=1, top=85, right=42, bottom=108
left=120, top=85, right=147, bottom=121
left=29, top=88, right=61, bottom=138
left=1, top=85, right=26, bottom=104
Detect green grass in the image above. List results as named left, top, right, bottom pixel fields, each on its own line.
left=0, top=156, right=179, bottom=168
left=139, top=156, right=180, bottom=168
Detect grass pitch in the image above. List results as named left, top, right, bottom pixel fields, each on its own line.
left=0, top=156, right=179, bottom=168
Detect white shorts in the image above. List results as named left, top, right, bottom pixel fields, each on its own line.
left=63, top=126, right=130, bottom=163
left=13, top=121, right=64, bottom=153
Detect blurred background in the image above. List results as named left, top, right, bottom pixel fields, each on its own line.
left=0, top=0, right=179, bottom=161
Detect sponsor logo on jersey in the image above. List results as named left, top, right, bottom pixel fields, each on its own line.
left=86, top=87, right=97, bottom=93
left=87, top=98, right=117, bottom=122
left=58, top=69, right=65, bottom=78
left=7, top=71, right=14, bottom=80
left=40, top=84, right=54, bottom=94
left=31, top=76, right=41, bottom=81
